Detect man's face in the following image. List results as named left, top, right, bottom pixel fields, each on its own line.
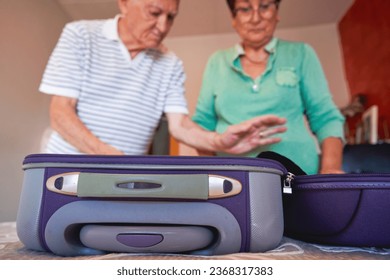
left=118, top=0, right=179, bottom=50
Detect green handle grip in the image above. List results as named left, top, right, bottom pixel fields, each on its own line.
left=77, top=173, right=209, bottom=199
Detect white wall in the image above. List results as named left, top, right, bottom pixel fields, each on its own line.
left=0, top=0, right=70, bottom=222
left=165, top=23, right=350, bottom=155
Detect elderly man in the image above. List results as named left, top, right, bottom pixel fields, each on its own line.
left=39, top=0, right=286, bottom=156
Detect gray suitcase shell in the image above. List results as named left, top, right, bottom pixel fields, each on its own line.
left=17, top=154, right=287, bottom=256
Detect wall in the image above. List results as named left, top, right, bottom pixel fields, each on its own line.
left=165, top=23, right=350, bottom=155
left=0, top=0, right=70, bottom=222
left=338, top=0, right=390, bottom=140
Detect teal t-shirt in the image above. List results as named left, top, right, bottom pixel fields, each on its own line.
left=192, top=38, right=345, bottom=174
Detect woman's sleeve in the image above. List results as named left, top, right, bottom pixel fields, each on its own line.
left=192, top=54, right=219, bottom=131
left=299, top=44, right=345, bottom=143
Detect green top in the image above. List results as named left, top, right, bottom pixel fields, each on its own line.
left=192, top=38, right=345, bottom=174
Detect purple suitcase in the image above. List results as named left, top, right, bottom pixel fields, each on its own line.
left=283, top=173, right=390, bottom=247
left=17, top=154, right=288, bottom=256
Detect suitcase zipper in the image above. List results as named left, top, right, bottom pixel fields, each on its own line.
left=294, top=173, right=390, bottom=183
left=283, top=172, right=295, bottom=194
left=283, top=173, right=390, bottom=194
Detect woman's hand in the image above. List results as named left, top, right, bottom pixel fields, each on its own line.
left=319, top=137, right=345, bottom=174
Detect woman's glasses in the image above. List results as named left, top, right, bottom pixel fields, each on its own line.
left=234, top=1, right=277, bottom=21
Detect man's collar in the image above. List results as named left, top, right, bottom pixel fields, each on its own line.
left=102, top=14, right=121, bottom=41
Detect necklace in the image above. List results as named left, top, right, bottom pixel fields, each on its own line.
left=243, top=53, right=269, bottom=64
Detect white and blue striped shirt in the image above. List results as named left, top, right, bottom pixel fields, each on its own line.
left=39, top=16, right=188, bottom=155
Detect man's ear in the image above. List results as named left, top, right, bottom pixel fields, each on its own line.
left=117, top=0, right=129, bottom=14
left=231, top=17, right=237, bottom=30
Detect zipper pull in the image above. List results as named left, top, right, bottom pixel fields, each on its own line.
left=283, top=172, right=295, bottom=194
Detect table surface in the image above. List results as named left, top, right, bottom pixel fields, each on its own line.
left=1, top=222, right=390, bottom=260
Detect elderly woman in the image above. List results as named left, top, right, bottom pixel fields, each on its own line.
left=192, top=0, right=345, bottom=174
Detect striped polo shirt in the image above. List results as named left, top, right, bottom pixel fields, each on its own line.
left=39, top=16, right=188, bottom=155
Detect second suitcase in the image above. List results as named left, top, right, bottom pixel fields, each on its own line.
left=283, top=173, right=390, bottom=247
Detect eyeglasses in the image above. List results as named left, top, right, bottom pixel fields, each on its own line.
left=234, top=1, right=277, bottom=21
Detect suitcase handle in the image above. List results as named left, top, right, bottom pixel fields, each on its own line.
left=79, top=225, right=214, bottom=253
left=46, top=172, right=242, bottom=199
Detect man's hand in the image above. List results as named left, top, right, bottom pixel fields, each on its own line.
left=214, top=115, right=287, bottom=154
left=167, top=113, right=286, bottom=155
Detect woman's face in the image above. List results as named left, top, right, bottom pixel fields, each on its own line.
left=231, top=0, right=280, bottom=49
